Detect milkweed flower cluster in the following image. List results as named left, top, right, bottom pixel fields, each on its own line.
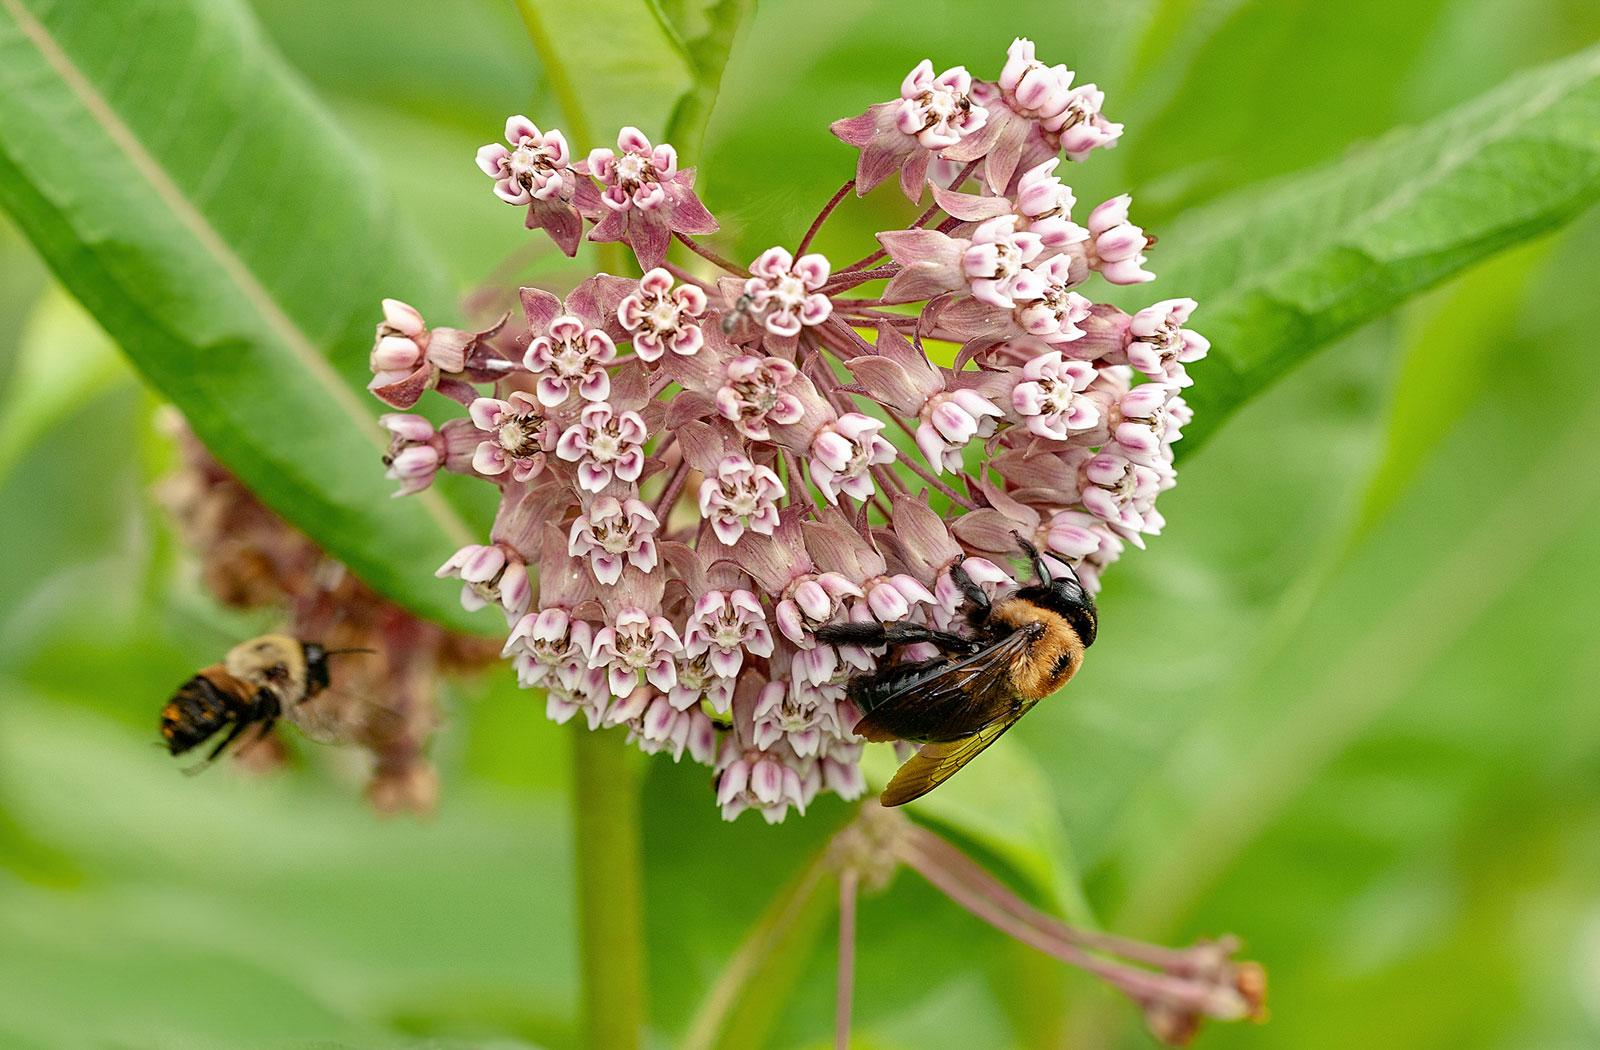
left=367, top=38, right=1205, bottom=823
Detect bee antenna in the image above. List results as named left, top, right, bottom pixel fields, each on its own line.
left=323, top=647, right=376, bottom=657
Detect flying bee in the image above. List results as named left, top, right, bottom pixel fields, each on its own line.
left=159, top=635, right=367, bottom=772
left=812, top=534, right=1097, bottom=806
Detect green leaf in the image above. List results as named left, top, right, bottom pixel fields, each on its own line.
left=658, top=0, right=756, bottom=155
left=509, top=0, right=694, bottom=149
left=1142, top=43, right=1600, bottom=454
left=0, top=0, right=491, bottom=634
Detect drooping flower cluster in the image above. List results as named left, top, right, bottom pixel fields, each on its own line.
left=368, top=38, right=1204, bottom=823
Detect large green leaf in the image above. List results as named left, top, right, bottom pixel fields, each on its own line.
left=1140, top=42, right=1600, bottom=453
left=0, top=0, right=490, bottom=633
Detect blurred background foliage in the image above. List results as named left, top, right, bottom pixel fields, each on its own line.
left=0, top=1, right=1598, bottom=1048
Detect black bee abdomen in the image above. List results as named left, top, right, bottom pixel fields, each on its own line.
left=848, top=658, right=948, bottom=719
left=161, top=674, right=232, bottom=755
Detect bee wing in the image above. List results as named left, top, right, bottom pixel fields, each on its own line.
left=879, top=707, right=1034, bottom=806
left=286, top=692, right=411, bottom=746
left=855, top=629, right=1032, bottom=744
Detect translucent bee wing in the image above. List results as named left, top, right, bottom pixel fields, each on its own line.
left=855, top=629, right=1032, bottom=744
left=287, top=690, right=410, bottom=746
left=879, top=705, right=1035, bottom=806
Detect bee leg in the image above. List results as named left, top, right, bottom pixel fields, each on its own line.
left=948, top=558, right=992, bottom=629
left=1010, top=530, right=1053, bottom=584
left=814, top=621, right=980, bottom=655
left=181, top=717, right=254, bottom=775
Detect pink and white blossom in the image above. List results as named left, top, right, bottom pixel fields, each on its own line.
left=567, top=496, right=660, bottom=585
left=554, top=402, right=648, bottom=492
left=809, top=413, right=897, bottom=504
left=585, top=127, right=719, bottom=268
left=468, top=393, right=552, bottom=481
left=588, top=606, right=683, bottom=698
left=1087, top=195, right=1155, bottom=284
left=698, top=455, right=784, bottom=544
left=1012, top=352, right=1100, bottom=439
left=617, top=268, right=708, bottom=360
left=523, top=315, right=618, bottom=407
left=917, top=388, right=1003, bottom=472
left=436, top=542, right=532, bottom=625
left=743, top=248, right=834, bottom=338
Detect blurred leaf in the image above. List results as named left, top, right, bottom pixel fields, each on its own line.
left=0, top=0, right=491, bottom=634
left=660, top=0, right=754, bottom=154
left=1140, top=43, right=1600, bottom=454
left=1351, top=237, right=1550, bottom=536
left=860, top=740, right=1094, bottom=925
left=0, top=690, right=576, bottom=1050
left=509, top=0, right=693, bottom=148
left=0, top=285, right=123, bottom=487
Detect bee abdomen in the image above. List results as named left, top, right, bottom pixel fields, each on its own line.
left=161, top=673, right=233, bottom=755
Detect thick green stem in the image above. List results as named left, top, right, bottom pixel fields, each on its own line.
left=571, top=726, right=647, bottom=1050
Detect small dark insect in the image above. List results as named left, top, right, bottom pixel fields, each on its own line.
left=159, top=635, right=367, bottom=773
left=813, top=534, right=1097, bottom=806
left=720, top=292, right=758, bottom=336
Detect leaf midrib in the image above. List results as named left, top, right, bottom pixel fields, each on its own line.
left=0, top=0, right=474, bottom=548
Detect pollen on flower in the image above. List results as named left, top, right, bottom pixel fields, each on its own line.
left=362, top=37, right=1204, bottom=826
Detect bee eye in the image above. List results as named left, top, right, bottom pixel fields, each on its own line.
left=265, top=662, right=289, bottom=682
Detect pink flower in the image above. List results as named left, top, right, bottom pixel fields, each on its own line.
left=524, top=315, right=617, bottom=407
left=1012, top=255, right=1093, bottom=344
left=775, top=572, right=864, bottom=647
left=1087, top=195, right=1155, bottom=284
left=379, top=413, right=441, bottom=496
left=588, top=606, right=683, bottom=698
left=698, top=455, right=784, bottom=544
left=1049, top=84, right=1122, bottom=160
left=477, top=116, right=573, bottom=205
left=365, top=51, right=1209, bottom=825
left=683, top=589, right=776, bottom=678
left=942, top=38, right=1078, bottom=193
left=1011, top=352, right=1100, bottom=439
left=896, top=61, right=989, bottom=149
left=1079, top=448, right=1165, bottom=537
left=917, top=388, right=1003, bottom=472
left=1126, top=298, right=1209, bottom=385
left=716, top=356, right=806, bottom=440
left=617, top=268, right=708, bottom=361
left=715, top=736, right=819, bottom=823
left=468, top=393, right=552, bottom=481
left=809, top=413, right=896, bottom=504
left=1111, top=384, right=1176, bottom=459
left=436, top=542, right=532, bottom=625
left=964, top=217, right=1044, bottom=308
left=1014, top=159, right=1089, bottom=254
left=504, top=608, right=594, bottom=690
left=743, top=248, right=833, bottom=338
left=830, top=60, right=989, bottom=200
left=567, top=496, right=660, bottom=585
left=476, top=116, right=597, bottom=256
left=585, top=127, right=719, bottom=269
left=998, top=38, right=1077, bottom=126
left=554, top=402, right=648, bottom=492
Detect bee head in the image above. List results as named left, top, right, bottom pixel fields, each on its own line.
left=300, top=644, right=376, bottom=701
left=301, top=642, right=332, bottom=697
left=1012, top=531, right=1098, bottom=647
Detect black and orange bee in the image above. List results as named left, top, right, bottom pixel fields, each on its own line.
left=813, top=535, right=1097, bottom=806
left=159, top=635, right=363, bottom=771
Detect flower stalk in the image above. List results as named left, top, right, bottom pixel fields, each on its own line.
left=572, top=725, right=648, bottom=1050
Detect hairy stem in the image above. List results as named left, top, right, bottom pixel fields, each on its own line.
left=800, top=180, right=856, bottom=255
left=675, top=230, right=751, bottom=277
left=572, top=727, right=647, bottom=1050
left=836, top=868, right=859, bottom=1050
left=840, top=246, right=888, bottom=273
